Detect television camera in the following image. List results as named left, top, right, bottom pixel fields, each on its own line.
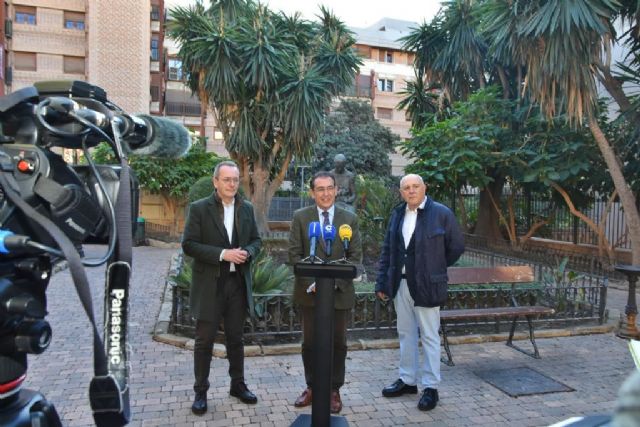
left=0, top=80, right=190, bottom=426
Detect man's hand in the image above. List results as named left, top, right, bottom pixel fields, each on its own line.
left=376, top=291, right=389, bottom=302
left=223, top=248, right=249, bottom=264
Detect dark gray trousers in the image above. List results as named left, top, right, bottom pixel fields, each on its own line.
left=193, top=273, right=246, bottom=393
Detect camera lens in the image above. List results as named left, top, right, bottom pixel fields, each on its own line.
left=14, top=319, right=52, bottom=354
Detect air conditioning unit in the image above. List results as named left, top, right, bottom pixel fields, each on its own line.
left=5, top=67, right=12, bottom=85
left=5, top=19, right=12, bottom=38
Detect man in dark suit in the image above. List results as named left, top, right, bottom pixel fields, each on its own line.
left=376, top=174, right=464, bottom=412
left=182, top=160, right=262, bottom=415
left=288, top=171, right=362, bottom=414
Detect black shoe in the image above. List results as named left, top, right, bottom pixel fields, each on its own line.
left=382, top=379, right=418, bottom=397
left=191, top=392, right=207, bottom=415
left=230, top=382, right=258, bottom=404
left=418, top=388, right=439, bottom=411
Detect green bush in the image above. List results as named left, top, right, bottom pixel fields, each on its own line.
left=188, top=175, right=215, bottom=203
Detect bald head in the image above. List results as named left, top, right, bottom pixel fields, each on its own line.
left=400, top=174, right=424, bottom=188
left=399, top=174, right=427, bottom=210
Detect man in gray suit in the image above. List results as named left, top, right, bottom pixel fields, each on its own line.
left=182, top=161, right=262, bottom=415
left=288, top=171, right=362, bottom=414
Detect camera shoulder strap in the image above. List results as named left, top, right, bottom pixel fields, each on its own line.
left=0, top=163, right=117, bottom=411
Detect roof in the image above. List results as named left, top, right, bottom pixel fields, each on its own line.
left=350, top=18, right=420, bottom=51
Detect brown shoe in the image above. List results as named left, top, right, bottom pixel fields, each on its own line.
left=330, top=390, right=342, bottom=414
left=294, top=388, right=312, bottom=407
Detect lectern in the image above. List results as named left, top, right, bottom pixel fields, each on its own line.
left=290, top=262, right=357, bottom=427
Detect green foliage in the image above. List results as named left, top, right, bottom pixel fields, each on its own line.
left=188, top=175, right=214, bottom=203
left=313, top=99, right=400, bottom=182
left=90, top=137, right=223, bottom=199
left=168, top=1, right=363, bottom=230
left=356, top=176, right=401, bottom=258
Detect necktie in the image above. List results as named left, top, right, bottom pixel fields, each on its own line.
left=322, top=210, right=330, bottom=227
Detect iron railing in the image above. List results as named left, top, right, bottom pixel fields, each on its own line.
left=168, top=249, right=608, bottom=342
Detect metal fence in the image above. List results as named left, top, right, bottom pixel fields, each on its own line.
left=444, top=190, right=630, bottom=250
left=267, top=189, right=630, bottom=250
left=169, top=248, right=608, bottom=343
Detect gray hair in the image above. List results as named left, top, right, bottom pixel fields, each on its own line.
left=399, top=173, right=424, bottom=188
left=213, top=160, right=239, bottom=178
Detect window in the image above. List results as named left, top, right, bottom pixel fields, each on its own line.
left=168, top=58, right=183, bottom=80
left=15, top=6, right=36, bottom=25
left=150, top=85, right=160, bottom=102
left=151, top=38, right=159, bottom=61
left=378, top=49, right=393, bottom=63
left=64, top=11, right=85, bottom=30
left=376, top=107, right=393, bottom=120
left=377, top=78, right=394, bottom=92
left=14, top=52, right=36, bottom=71
left=63, top=56, right=85, bottom=74
left=151, top=5, right=160, bottom=21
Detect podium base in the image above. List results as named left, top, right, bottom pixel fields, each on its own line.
left=290, top=414, right=349, bottom=427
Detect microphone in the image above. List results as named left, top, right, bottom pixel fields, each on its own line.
left=338, top=224, right=352, bottom=252
left=119, top=114, right=191, bottom=158
left=31, top=81, right=192, bottom=157
left=322, top=224, right=336, bottom=257
left=307, top=222, right=321, bottom=260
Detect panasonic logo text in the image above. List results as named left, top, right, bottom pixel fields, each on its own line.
left=109, top=289, right=125, bottom=365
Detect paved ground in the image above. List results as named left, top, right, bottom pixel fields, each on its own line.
left=19, top=245, right=638, bottom=426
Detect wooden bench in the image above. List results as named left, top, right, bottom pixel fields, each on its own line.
left=440, top=265, right=555, bottom=366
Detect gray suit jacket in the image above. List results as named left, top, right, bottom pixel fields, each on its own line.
left=288, top=205, right=362, bottom=309
left=182, top=193, right=261, bottom=320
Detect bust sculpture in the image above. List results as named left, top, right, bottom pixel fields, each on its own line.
left=329, top=153, right=356, bottom=212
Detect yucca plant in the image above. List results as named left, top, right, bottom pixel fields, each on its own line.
left=251, top=250, right=293, bottom=319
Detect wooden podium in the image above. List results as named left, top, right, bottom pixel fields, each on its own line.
left=290, top=262, right=357, bottom=427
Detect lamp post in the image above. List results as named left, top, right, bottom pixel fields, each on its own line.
left=615, top=265, right=640, bottom=339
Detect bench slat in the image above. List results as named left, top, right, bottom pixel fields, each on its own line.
left=441, top=306, right=554, bottom=320
left=447, top=265, right=534, bottom=285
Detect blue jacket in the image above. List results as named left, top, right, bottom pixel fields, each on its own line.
left=375, top=197, right=465, bottom=307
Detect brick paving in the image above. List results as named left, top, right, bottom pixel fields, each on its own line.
left=20, top=245, right=637, bottom=426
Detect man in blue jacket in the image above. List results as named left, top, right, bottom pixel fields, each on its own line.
left=376, top=174, right=464, bottom=411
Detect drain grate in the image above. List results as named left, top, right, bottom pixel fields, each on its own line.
left=474, top=366, right=574, bottom=397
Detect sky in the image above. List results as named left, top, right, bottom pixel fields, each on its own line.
left=165, top=0, right=443, bottom=27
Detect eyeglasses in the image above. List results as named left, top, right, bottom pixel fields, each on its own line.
left=314, top=186, right=335, bottom=194
left=218, top=177, right=240, bottom=184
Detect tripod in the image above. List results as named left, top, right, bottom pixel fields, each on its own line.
left=0, top=257, right=62, bottom=426
left=0, top=361, right=62, bottom=427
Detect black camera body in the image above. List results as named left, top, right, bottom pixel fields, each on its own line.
left=0, top=80, right=155, bottom=426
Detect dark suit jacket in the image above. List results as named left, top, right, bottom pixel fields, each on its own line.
left=375, top=198, right=464, bottom=307
left=288, top=205, right=362, bottom=310
left=182, top=192, right=261, bottom=321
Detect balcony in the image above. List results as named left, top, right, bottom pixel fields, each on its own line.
left=165, top=102, right=201, bottom=117
left=341, top=84, right=372, bottom=99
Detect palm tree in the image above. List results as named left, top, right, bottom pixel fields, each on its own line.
left=489, top=0, right=640, bottom=263
left=167, top=1, right=362, bottom=233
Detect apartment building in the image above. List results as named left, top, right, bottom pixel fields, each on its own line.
left=4, top=0, right=161, bottom=115
left=350, top=18, right=417, bottom=175
left=162, top=16, right=418, bottom=174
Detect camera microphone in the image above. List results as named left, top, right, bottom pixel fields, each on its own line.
left=117, top=114, right=191, bottom=158
left=307, top=222, right=321, bottom=260
left=322, top=224, right=336, bottom=257
left=32, top=81, right=191, bottom=158
left=338, top=224, right=352, bottom=252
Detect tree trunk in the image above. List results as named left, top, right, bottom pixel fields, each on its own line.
left=248, top=165, right=271, bottom=234
left=474, top=174, right=505, bottom=242
left=589, top=117, right=640, bottom=264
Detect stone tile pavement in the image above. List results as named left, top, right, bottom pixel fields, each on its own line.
left=20, top=245, right=637, bottom=426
